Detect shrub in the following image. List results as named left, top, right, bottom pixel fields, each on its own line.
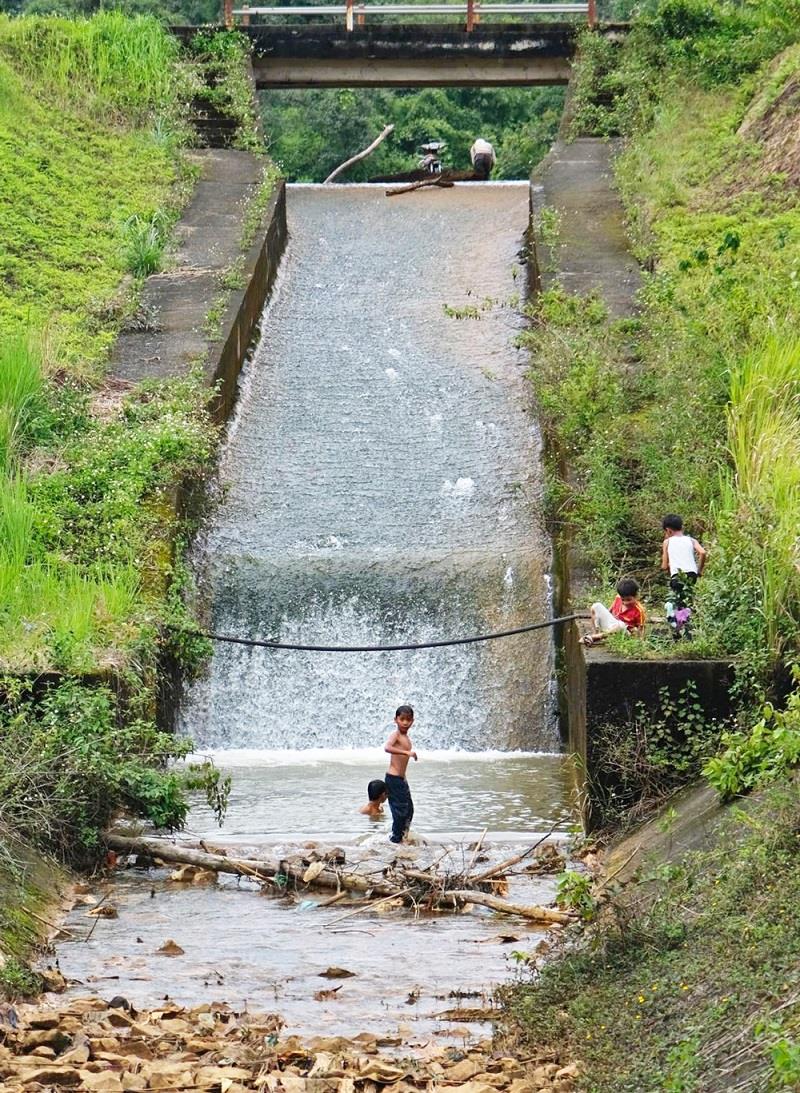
left=588, top=683, right=724, bottom=827
left=0, top=678, right=226, bottom=865
left=703, top=674, right=800, bottom=800
left=120, top=210, right=172, bottom=278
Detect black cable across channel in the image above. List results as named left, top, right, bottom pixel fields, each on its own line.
left=198, top=613, right=586, bottom=653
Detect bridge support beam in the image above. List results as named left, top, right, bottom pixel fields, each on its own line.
left=253, top=54, right=571, bottom=87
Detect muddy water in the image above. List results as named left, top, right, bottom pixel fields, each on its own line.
left=55, top=838, right=567, bottom=1043
left=186, top=748, right=572, bottom=842
left=53, top=184, right=573, bottom=1046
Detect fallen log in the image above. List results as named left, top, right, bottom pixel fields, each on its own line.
left=105, top=833, right=393, bottom=897
left=444, top=890, right=574, bottom=924
left=386, top=177, right=456, bottom=197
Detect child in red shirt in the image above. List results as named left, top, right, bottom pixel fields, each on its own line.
left=584, top=578, right=645, bottom=646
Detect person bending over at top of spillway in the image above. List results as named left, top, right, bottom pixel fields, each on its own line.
left=360, top=779, right=387, bottom=819
left=384, top=705, right=417, bottom=844
left=470, top=138, right=496, bottom=180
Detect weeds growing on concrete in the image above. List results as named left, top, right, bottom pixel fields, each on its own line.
left=502, top=781, right=800, bottom=1091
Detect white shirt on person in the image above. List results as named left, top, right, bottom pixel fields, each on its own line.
left=470, top=139, right=496, bottom=165
left=666, top=534, right=698, bottom=575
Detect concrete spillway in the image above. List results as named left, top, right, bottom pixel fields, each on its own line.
left=54, top=184, right=573, bottom=1033
left=182, top=183, right=555, bottom=756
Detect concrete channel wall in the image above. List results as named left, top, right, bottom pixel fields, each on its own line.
left=117, top=148, right=289, bottom=727
left=529, top=139, right=734, bottom=829
left=110, top=148, right=287, bottom=417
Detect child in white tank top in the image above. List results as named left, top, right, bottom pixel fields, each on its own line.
left=661, top=514, right=707, bottom=577
left=661, top=514, right=707, bottom=612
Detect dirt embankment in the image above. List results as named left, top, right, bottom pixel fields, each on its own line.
left=737, top=47, right=800, bottom=191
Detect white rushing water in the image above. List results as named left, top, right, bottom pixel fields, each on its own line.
left=180, top=183, right=557, bottom=755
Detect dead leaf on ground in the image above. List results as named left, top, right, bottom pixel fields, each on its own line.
left=86, top=905, right=118, bottom=918
left=313, top=987, right=343, bottom=1002
left=156, top=939, right=185, bottom=956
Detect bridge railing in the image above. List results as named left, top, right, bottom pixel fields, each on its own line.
left=225, top=0, right=595, bottom=32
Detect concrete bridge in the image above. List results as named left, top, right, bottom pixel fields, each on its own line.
left=191, top=2, right=626, bottom=88
left=242, top=24, right=607, bottom=88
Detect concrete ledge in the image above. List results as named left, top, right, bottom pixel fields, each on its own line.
left=211, top=181, right=287, bottom=421
left=530, top=137, right=641, bottom=316
left=564, top=625, right=735, bottom=830
left=109, top=149, right=288, bottom=420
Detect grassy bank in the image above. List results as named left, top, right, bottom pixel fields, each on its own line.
left=0, top=12, right=192, bottom=373
left=506, top=3, right=800, bottom=1086
left=525, top=1, right=800, bottom=693
left=0, top=14, right=270, bottom=907
left=503, top=781, right=800, bottom=1092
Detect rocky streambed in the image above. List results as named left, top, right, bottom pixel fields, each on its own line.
left=0, top=994, right=580, bottom=1092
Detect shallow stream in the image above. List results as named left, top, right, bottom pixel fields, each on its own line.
left=53, top=183, right=573, bottom=1046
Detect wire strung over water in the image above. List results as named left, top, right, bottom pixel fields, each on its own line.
left=189, top=613, right=586, bottom=653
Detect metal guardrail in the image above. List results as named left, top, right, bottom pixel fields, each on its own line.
left=225, top=0, right=595, bottom=32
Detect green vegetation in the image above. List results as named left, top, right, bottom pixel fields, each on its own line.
left=0, top=958, right=44, bottom=1000
left=704, top=672, right=800, bottom=800
left=526, top=1, right=800, bottom=691
left=0, top=678, right=229, bottom=864
left=190, top=28, right=264, bottom=153
left=0, top=11, right=269, bottom=884
left=503, top=782, right=800, bottom=1092
left=506, top=5, right=800, bottom=1087
left=0, top=13, right=190, bottom=371
left=587, top=682, right=724, bottom=829
left=261, top=86, right=565, bottom=181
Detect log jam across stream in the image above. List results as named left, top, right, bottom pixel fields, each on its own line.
left=49, top=183, right=574, bottom=1050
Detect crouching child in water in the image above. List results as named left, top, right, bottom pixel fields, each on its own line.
left=584, top=577, right=646, bottom=646
left=384, top=705, right=417, bottom=844
left=360, top=779, right=387, bottom=819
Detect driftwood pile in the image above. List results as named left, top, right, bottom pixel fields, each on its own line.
left=105, top=834, right=573, bottom=926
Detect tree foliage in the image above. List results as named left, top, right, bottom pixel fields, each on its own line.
left=260, top=85, right=564, bottom=182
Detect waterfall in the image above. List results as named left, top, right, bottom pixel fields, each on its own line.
left=181, top=183, right=557, bottom=754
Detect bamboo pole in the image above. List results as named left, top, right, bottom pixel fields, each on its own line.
left=324, top=124, right=395, bottom=183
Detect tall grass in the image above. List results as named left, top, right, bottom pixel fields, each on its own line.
left=0, top=336, right=141, bottom=671
left=0, top=13, right=181, bottom=121
left=718, top=335, right=800, bottom=662
left=121, top=211, right=170, bottom=278
left=0, top=336, right=43, bottom=472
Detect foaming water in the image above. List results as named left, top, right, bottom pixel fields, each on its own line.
left=181, top=183, right=555, bottom=752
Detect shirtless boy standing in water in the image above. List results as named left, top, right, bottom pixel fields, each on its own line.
left=384, top=705, right=417, bottom=844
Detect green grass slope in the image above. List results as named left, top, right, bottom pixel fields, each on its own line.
left=525, top=2, right=800, bottom=694
left=0, top=15, right=248, bottom=877
left=0, top=13, right=187, bottom=373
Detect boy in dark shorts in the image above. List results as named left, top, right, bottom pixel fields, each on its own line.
left=384, top=705, right=417, bottom=844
